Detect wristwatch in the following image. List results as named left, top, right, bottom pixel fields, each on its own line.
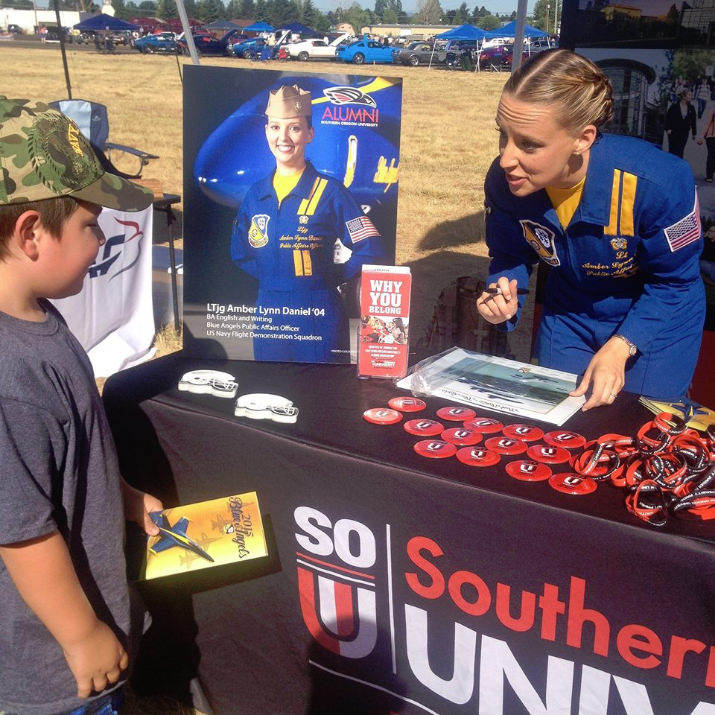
left=614, top=334, right=637, bottom=357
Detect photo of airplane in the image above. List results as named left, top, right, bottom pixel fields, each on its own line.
left=149, top=512, right=215, bottom=563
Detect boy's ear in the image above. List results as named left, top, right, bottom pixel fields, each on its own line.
left=14, top=211, right=42, bottom=260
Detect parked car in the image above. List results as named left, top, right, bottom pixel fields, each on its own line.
left=394, top=41, right=433, bottom=66
left=7, top=23, right=23, bottom=35
left=287, top=34, right=348, bottom=61
left=231, top=36, right=272, bottom=58
left=338, top=37, right=395, bottom=65
left=395, top=39, right=474, bottom=66
left=133, top=32, right=178, bottom=54
left=44, top=26, right=72, bottom=43
left=179, top=28, right=245, bottom=56
left=476, top=44, right=514, bottom=69
left=110, top=30, right=132, bottom=46
left=524, top=37, right=558, bottom=54
left=481, top=35, right=513, bottom=49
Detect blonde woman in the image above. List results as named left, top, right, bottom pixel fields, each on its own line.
left=478, top=49, right=705, bottom=410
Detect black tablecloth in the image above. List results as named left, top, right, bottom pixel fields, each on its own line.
left=104, top=353, right=715, bottom=715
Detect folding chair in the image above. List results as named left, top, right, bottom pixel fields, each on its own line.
left=49, top=98, right=158, bottom=179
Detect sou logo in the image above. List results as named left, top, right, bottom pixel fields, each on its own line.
left=294, top=506, right=377, bottom=658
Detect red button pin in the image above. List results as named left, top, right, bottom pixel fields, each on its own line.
left=456, top=447, right=500, bottom=467
left=463, top=417, right=504, bottom=434
left=436, top=406, right=477, bottom=422
left=526, top=444, right=572, bottom=464
left=484, top=436, right=527, bottom=455
left=441, top=427, right=483, bottom=446
left=388, top=396, right=427, bottom=412
left=363, top=408, right=403, bottom=425
left=549, top=473, right=597, bottom=495
left=414, top=440, right=457, bottom=459
left=543, top=430, right=587, bottom=450
left=404, top=419, right=445, bottom=436
left=502, top=424, right=544, bottom=442
left=506, top=460, right=552, bottom=482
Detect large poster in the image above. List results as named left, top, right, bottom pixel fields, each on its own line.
left=182, top=66, right=402, bottom=364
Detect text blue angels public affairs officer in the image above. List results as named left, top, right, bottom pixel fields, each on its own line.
left=478, top=49, right=705, bottom=411
left=231, top=84, right=383, bottom=363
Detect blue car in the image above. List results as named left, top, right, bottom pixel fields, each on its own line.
left=133, top=32, right=178, bottom=54
left=231, top=36, right=273, bottom=59
left=338, top=37, right=395, bottom=64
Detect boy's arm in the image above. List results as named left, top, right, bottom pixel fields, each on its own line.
left=0, top=531, right=128, bottom=698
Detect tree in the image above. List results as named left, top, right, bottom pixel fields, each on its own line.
left=474, top=13, right=499, bottom=30
left=267, top=0, right=299, bottom=26
left=532, top=0, right=561, bottom=34
left=299, top=0, right=321, bottom=28
left=238, top=0, right=254, bottom=17
left=156, top=0, right=177, bottom=19
left=374, top=0, right=386, bottom=21
left=382, top=7, right=397, bottom=23
left=197, top=0, right=225, bottom=22
left=414, top=0, right=442, bottom=25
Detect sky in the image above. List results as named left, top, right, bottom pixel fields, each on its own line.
left=316, top=0, right=537, bottom=13
left=33, top=0, right=537, bottom=17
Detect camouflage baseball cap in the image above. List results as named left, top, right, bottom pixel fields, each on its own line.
left=0, top=96, right=153, bottom=211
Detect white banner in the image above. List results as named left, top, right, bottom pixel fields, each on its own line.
left=52, top=206, right=156, bottom=378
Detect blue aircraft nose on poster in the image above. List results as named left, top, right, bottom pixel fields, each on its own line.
left=194, top=75, right=402, bottom=210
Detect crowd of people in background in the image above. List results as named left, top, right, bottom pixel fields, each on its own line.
left=666, top=75, right=715, bottom=183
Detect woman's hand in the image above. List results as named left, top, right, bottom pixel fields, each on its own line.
left=570, top=336, right=631, bottom=411
left=476, top=277, right=519, bottom=325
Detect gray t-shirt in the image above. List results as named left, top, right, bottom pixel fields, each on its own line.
left=0, top=302, right=139, bottom=714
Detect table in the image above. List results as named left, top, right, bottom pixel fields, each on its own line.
left=103, top=354, right=715, bottom=715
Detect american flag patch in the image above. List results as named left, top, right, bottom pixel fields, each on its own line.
left=346, top=215, right=380, bottom=243
left=664, top=196, right=701, bottom=252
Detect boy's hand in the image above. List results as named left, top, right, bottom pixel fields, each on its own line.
left=62, top=620, right=128, bottom=698
left=120, top=478, right=163, bottom=536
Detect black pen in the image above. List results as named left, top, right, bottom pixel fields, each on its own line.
left=485, top=287, right=530, bottom=295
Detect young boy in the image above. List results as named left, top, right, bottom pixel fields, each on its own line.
left=0, top=97, right=163, bottom=714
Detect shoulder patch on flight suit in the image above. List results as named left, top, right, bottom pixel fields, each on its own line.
left=248, top=214, right=270, bottom=248
left=519, top=219, right=560, bottom=266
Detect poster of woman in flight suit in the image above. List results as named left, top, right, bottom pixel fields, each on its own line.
left=181, top=66, right=402, bottom=364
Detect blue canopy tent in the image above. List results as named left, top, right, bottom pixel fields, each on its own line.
left=434, top=24, right=488, bottom=41
left=242, top=20, right=274, bottom=33
left=278, top=22, right=320, bottom=37
left=202, top=19, right=243, bottom=31
left=484, top=21, right=548, bottom=38
left=73, top=13, right=139, bottom=31
left=432, top=24, right=486, bottom=71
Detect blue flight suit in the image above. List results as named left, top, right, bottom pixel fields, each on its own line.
left=485, top=132, right=705, bottom=400
left=231, top=161, right=383, bottom=363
